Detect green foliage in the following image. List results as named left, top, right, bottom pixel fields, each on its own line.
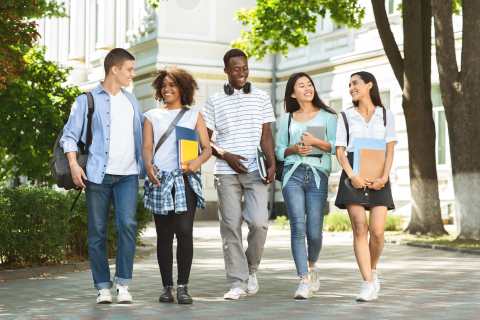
left=232, top=0, right=365, bottom=59
left=324, top=212, right=352, bottom=232
left=273, top=215, right=289, bottom=229
left=384, top=214, right=403, bottom=231
left=0, top=187, right=152, bottom=267
left=0, top=46, right=81, bottom=185
left=324, top=212, right=403, bottom=232
left=0, top=0, right=65, bottom=89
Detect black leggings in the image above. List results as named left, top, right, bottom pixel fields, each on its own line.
left=154, top=179, right=197, bottom=287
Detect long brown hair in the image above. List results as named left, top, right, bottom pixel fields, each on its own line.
left=350, top=71, right=384, bottom=108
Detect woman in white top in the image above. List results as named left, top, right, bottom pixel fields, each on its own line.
left=335, top=71, right=396, bottom=302
left=143, top=67, right=211, bottom=304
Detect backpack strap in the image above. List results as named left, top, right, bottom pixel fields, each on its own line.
left=85, top=92, right=94, bottom=152
left=340, top=111, right=350, bottom=146
left=382, top=106, right=387, bottom=126
left=287, top=113, right=292, bottom=145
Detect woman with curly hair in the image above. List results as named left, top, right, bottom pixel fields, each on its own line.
left=143, top=67, right=211, bottom=304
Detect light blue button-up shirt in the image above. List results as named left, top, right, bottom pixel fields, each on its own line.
left=60, top=83, right=144, bottom=184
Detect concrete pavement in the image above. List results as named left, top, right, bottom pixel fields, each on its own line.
left=1, top=222, right=479, bottom=320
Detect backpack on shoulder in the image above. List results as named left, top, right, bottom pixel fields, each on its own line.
left=50, top=92, right=94, bottom=190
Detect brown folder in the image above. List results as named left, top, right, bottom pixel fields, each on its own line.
left=359, top=149, right=385, bottom=180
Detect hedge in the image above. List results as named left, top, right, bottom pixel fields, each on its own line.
left=0, top=187, right=152, bottom=267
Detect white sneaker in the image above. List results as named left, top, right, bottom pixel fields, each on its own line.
left=372, top=270, right=381, bottom=295
left=356, top=281, right=377, bottom=302
left=247, top=273, right=259, bottom=295
left=116, top=284, right=133, bottom=304
left=96, top=288, right=112, bottom=304
left=309, top=269, right=320, bottom=292
left=223, top=287, right=247, bottom=300
left=294, top=277, right=312, bottom=299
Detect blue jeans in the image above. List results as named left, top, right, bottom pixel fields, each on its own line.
left=86, top=174, right=138, bottom=289
left=282, top=165, right=328, bottom=277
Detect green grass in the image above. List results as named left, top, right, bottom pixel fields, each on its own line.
left=273, top=212, right=403, bottom=232
left=400, top=234, right=480, bottom=250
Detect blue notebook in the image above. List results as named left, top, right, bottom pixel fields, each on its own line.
left=175, top=126, right=199, bottom=169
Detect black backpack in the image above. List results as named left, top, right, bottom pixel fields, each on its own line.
left=50, top=92, right=94, bottom=190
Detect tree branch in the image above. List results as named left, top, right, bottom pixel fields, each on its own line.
left=371, top=0, right=404, bottom=89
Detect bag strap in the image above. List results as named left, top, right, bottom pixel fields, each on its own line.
left=341, top=111, right=350, bottom=146
left=85, top=92, right=94, bottom=152
left=154, top=107, right=188, bottom=155
left=287, top=113, right=292, bottom=145
left=341, top=108, right=387, bottom=146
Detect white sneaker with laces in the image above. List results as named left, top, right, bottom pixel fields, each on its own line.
left=356, top=281, right=377, bottom=302
left=96, top=288, right=112, bottom=304
left=247, top=273, right=259, bottom=295
left=294, top=277, right=312, bottom=300
left=372, top=270, right=380, bottom=295
left=309, top=269, right=320, bottom=292
left=116, top=284, right=133, bottom=304
left=223, top=287, right=247, bottom=300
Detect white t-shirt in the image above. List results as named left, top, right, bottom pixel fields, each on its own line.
left=144, top=107, right=200, bottom=172
left=336, top=106, right=397, bottom=152
left=202, top=87, right=276, bottom=174
left=105, top=91, right=138, bottom=175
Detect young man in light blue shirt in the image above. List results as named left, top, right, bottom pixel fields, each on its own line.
left=60, top=48, right=144, bottom=304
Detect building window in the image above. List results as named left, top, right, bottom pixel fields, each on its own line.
left=387, top=0, right=396, bottom=14
left=436, top=110, right=448, bottom=165
left=379, top=90, right=390, bottom=109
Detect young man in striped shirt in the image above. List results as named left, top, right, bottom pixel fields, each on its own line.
left=203, top=48, right=276, bottom=300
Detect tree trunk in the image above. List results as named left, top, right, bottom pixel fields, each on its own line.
left=433, top=0, right=480, bottom=239
left=402, top=0, right=445, bottom=235
left=372, top=0, right=446, bottom=234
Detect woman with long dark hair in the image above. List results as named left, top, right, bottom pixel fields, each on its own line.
left=143, top=67, right=211, bottom=304
left=335, top=71, right=396, bottom=302
left=275, top=72, right=337, bottom=299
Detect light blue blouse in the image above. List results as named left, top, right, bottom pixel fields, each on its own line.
left=275, top=109, right=337, bottom=188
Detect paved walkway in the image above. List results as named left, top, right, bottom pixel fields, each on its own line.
left=1, top=222, right=479, bottom=320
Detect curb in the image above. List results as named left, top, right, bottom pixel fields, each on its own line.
left=405, top=242, right=480, bottom=255
left=386, top=238, right=480, bottom=255
left=0, top=241, right=157, bottom=283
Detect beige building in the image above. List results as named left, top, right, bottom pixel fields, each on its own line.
left=39, top=0, right=457, bottom=220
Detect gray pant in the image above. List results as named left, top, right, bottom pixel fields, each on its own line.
left=215, top=171, right=269, bottom=288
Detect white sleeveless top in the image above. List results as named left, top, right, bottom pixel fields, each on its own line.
left=144, top=107, right=200, bottom=172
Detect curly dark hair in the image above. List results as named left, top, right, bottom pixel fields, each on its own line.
left=152, top=67, right=198, bottom=106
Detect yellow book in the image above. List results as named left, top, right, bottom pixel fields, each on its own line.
left=179, top=139, right=199, bottom=169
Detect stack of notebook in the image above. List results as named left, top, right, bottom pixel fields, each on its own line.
left=352, top=138, right=386, bottom=181
left=176, top=126, right=199, bottom=170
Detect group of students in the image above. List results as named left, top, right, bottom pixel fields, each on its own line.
left=60, top=47, right=396, bottom=305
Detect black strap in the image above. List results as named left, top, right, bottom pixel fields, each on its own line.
left=341, top=111, right=350, bottom=146
left=85, top=92, right=94, bottom=152
left=341, top=107, right=387, bottom=146
left=154, top=107, right=188, bottom=155
left=287, top=113, right=292, bottom=145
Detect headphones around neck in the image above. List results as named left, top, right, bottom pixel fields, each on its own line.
left=224, top=82, right=251, bottom=95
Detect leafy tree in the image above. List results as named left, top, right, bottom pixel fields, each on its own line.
left=0, top=0, right=64, bottom=90
left=432, top=0, right=480, bottom=240
left=0, top=46, right=81, bottom=185
left=234, top=0, right=446, bottom=235
left=232, top=0, right=364, bottom=59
